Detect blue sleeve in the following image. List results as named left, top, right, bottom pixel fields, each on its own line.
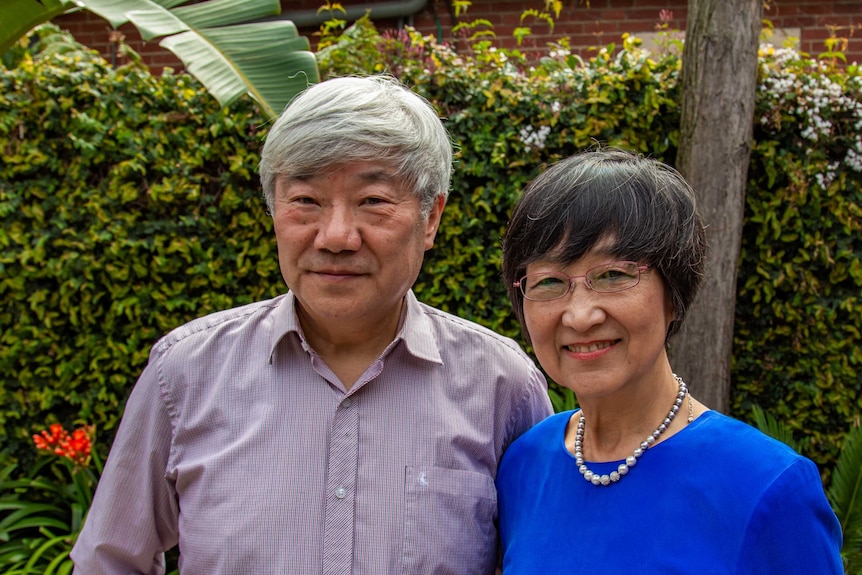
left=736, top=457, right=843, bottom=575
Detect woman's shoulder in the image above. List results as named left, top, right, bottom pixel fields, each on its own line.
left=499, top=411, right=573, bottom=473
left=516, top=410, right=574, bottom=444
left=688, top=410, right=812, bottom=473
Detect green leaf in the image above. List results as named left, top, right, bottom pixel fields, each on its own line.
left=0, top=503, right=68, bottom=534
left=749, top=404, right=807, bottom=453
left=160, top=21, right=318, bottom=117
left=0, top=0, right=74, bottom=54
left=76, top=0, right=320, bottom=117
left=826, top=424, right=862, bottom=567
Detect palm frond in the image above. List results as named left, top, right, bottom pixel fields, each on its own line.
left=826, top=423, right=862, bottom=571
left=750, top=404, right=807, bottom=453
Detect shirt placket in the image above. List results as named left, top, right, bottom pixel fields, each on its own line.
left=322, top=395, right=359, bottom=575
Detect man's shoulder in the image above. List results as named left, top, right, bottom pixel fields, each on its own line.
left=156, top=294, right=287, bottom=351
left=417, top=301, right=524, bottom=353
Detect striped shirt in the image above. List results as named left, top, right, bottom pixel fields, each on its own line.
left=71, top=290, right=552, bottom=574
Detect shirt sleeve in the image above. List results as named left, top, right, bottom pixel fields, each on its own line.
left=71, top=340, right=179, bottom=575
left=736, top=457, right=844, bottom=575
left=508, top=363, right=553, bottom=443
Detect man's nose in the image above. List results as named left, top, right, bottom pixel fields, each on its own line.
left=315, top=205, right=361, bottom=252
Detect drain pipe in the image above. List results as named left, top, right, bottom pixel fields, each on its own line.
left=282, top=0, right=429, bottom=29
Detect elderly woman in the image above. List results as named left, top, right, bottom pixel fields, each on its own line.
left=497, top=148, right=843, bottom=573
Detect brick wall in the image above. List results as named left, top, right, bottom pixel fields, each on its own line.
left=291, top=0, right=862, bottom=64
left=52, top=0, right=862, bottom=73
left=52, top=11, right=185, bottom=71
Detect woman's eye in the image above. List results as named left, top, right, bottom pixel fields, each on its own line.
left=539, top=276, right=564, bottom=285
left=596, top=264, right=636, bottom=280
left=596, top=269, right=626, bottom=281
left=530, top=275, right=566, bottom=290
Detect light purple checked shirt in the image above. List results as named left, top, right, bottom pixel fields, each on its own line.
left=71, top=290, right=552, bottom=575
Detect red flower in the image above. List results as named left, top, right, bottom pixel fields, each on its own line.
left=32, top=423, right=93, bottom=467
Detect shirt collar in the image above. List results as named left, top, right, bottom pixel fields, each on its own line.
left=268, top=290, right=443, bottom=365
left=397, top=290, right=444, bottom=365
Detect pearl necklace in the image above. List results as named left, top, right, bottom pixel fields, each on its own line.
left=574, top=375, right=690, bottom=486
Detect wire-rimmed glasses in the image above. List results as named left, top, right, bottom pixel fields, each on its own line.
left=514, top=261, right=650, bottom=302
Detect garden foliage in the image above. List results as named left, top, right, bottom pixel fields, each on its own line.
left=736, top=45, right=862, bottom=468
left=1, top=19, right=860, bottom=484
left=0, top=26, right=280, bottom=470
left=321, top=19, right=862, bottom=472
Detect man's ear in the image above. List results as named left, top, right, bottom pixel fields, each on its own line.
left=424, top=195, right=446, bottom=250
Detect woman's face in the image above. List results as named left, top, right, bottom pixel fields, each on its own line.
left=522, top=245, right=675, bottom=400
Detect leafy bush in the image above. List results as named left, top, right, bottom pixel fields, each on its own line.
left=0, top=29, right=279, bottom=467
left=1, top=20, right=860, bottom=483
left=317, top=19, right=682, bottom=368
left=734, top=45, right=862, bottom=468
left=316, top=19, right=862, bottom=471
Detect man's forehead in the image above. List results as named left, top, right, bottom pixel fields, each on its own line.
left=281, top=161, right=400, bottom=182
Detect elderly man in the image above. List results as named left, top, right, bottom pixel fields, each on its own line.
left=71, top=75, right=552, bottom=574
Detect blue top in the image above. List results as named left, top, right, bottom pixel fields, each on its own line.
left=497, top=410, right=843, bottom=574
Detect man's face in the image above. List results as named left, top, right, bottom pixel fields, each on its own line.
left=272, top=161, right=444, bottom=339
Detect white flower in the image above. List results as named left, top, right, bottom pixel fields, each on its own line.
left=519, top=125, right=552, bottom=152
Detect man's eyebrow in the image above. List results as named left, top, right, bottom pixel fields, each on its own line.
left=358, top=169, right=397, bottom=182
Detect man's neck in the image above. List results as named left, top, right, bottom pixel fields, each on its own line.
left=297, top=301, right=404, bottom=390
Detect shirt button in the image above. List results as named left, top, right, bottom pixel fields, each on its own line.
left=342, top=398, right=353, bottom=408
left=335, top=487, right=347, bottom=499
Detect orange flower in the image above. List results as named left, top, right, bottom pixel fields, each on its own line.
left=32, top=423, right=93, bottom=467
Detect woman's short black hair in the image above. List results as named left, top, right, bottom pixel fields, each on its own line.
left=502, top=147, right=707, bottom=341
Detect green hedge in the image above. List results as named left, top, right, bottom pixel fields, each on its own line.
left=1, top=23, right=860, bottom=474
left=317, top=21, right=862, bottom=469
left=734, top=48, right=862, bottom=467
left=0, top=28, right=281, bottom=467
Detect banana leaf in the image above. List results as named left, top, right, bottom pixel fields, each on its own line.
left=1, top=0, right=319, bottom=118
left=0, top=0, right=75, bottom=54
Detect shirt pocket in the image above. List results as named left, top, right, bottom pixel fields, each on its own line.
left=402, top=465, right=498, bottom=575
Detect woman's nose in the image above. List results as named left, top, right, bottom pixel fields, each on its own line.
left=559, top=286, right=606, bottom=331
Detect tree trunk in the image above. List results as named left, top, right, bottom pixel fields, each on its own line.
left=671, top=0, right=763, bottom=413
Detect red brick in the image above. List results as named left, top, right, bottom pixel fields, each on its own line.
left=797, top=2, right=831, bottom=15
left=47, top=0, right=856, bottom=70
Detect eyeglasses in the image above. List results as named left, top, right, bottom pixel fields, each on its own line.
left=514, top=261, right=650, bottom=302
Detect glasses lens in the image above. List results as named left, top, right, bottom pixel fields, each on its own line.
left=588, top=261, right=641, bottom=292
left=520, top=273, right=570, bottom=301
